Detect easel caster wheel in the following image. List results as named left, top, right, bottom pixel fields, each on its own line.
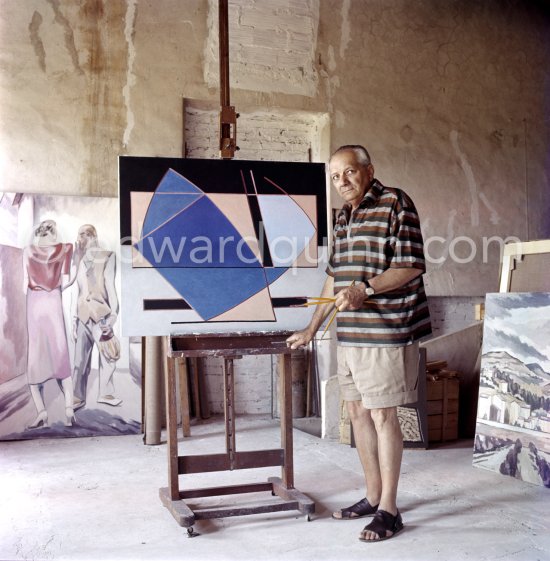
left=187, top=527, right=199, bottom=538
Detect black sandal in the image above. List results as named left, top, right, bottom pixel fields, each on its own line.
left=332, top=498, right=379, bottom=520
left=359, top=509, right=404, bottom=542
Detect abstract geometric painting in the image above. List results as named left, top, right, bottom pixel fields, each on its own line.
left=0, top=192, right=141, bottom=440
left=119, top=157, right=328, bottom=336
left=473, top=292, right=550, bottom=487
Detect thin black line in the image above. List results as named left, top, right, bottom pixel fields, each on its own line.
left=170, top=318, right=277, bottom=324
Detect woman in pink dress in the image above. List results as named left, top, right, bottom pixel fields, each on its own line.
left=24, top=219, right=76, bottom=428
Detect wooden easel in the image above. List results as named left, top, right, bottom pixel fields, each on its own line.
left=159, top=332, right=315, bottom=536
left=158, top=3, right=315, bottom=534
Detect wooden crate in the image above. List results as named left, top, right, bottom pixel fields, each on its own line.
left=427, top=377, right=459, bottom=443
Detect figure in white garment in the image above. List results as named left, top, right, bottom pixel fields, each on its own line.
left=72, top=224, right=122, bottom=410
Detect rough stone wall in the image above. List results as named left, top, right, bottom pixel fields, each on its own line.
left=184, top=104, right=329, bottom=162
left=428, top=296, right=485, bottom=337
left=204, top=0, right=320, bottom=96
left=201, top=354, right=277, bottom=415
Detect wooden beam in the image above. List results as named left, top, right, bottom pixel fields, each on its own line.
left=163, top=337, right=180, bottom=500
left=176, top=357, right=191, bottom=437
left=218, top=0, right=238, bottom=158
left=178, top=449, right=285, bottom=474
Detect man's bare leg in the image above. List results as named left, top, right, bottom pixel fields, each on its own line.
left=332, top=400, right=382, bottom=518
left=360, top=406, right=403, bottom=540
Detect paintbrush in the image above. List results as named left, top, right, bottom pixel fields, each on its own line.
left=291, top=296, right=336, bottom=307
left=319, top=281, right=355, bottom=341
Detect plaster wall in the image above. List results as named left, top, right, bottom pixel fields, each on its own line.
left=1, top=0, right=548, bottom=297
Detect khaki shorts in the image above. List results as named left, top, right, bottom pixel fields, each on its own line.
left=337, top=343, right=419, bottom=409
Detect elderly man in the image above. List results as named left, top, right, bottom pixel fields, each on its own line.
left=287, top=145, right=431, bottom=542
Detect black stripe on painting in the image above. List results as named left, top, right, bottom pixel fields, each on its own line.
left=247, top=195, right=273, bottom=267
left=271, top=297, right=308, bottom=307
left=143, top=299, right=191, bottom=310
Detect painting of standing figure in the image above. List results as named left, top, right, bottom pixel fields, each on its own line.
left=0, top=192, right=141, bottom=440
left=24, top=219, right=75, bottom=429
left=473, top=292, right=550, bottom=488
left=72, top=224, right=122, bottom=411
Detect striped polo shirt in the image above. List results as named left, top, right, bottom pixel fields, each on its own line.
left=326, top=178, right=432, bottom=347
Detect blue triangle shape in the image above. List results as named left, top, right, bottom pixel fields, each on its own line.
left=156, top=169, right=203, bottom=195
left=142, top=193, right=202, bottom=238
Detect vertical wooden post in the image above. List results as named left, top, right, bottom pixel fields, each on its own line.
left=177, top=357, right=191, bottom=437
left=224, top=357, right=237, bottom=468
left=281, top=352, right=294, bottom=488
left=305, top=346, right=312, bottom=417
left=141, top=336, right=146, bottom=430
left=163, top=337, right=180, bottom=500
left=441, top=378, right=449, bottom=442
left=190, top=357, right=202, bottom=419
left=218, top=0, right=237, bottom=159
left=197, top=357, right=211, bottom=419
left=219, top=0, right=229, bottom=138
left=144, top=336, right=163, bottom=445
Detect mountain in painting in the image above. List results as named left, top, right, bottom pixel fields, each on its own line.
left=526, top=362, right=550, bottom=383
left=481, top=351, right=550, bottom=386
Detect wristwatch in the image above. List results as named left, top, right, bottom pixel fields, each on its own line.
left=364, top=280, right=375, bottom=298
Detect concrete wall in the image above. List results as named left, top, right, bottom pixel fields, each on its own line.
left=1, top=0, right=549, bottom=414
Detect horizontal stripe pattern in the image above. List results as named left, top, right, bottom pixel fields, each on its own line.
left=327, top=179, right=432, bottom=347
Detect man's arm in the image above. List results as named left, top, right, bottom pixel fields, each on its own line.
left=286, top=275, right=335, bottom=349
left=335, top=267, right=422, bottom=311
left=368, top=267, right=423, bottom=294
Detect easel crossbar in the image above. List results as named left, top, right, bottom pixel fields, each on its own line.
left=178, top=448, right=285, bottom=474
left=180, top=481, right=273, bottom=499
left=192, top=501, right=301, bottom=521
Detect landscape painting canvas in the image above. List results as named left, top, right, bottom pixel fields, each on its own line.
left=473, top=292, right=550, bottom=487
left=0, top=192, right=141, bottom=440
left=118, top=157, right=328, bottom=336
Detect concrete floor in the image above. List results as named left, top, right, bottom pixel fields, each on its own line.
left=1, top=415, right=549, bottom=561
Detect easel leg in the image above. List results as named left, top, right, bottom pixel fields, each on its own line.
left=223, top=357, right=237, bottom=468
left=269, top=350, right=314, bottom=517
left=177, top=357, right=191, bottom=437
left=190, top=357, right=202, bottom=419
left=281, top=352, right=294, bottom=488
left=163, top=337, right=179, bottom=500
